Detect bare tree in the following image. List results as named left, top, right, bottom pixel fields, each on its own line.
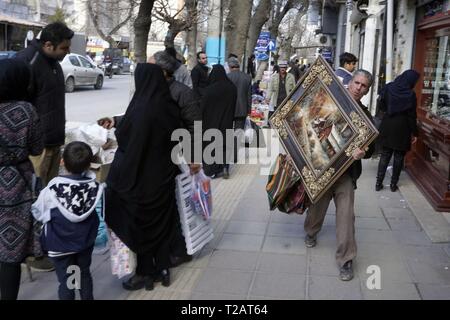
left=86, top=0, right=138, bottom=48
left=223, top=0, right=253, bottom=61
left=134, top=0, right=156, bottom=63
left=277, top=4, right=308, bottom=60
left=245, top=0, right=272, bottom=60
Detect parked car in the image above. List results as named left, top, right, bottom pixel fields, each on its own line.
left=60, top=53, right=105, bottom=92
left=0, top=51, right=17, bottom=60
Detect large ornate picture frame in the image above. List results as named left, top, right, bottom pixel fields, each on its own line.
left=269, top=56, right=379, bottom=204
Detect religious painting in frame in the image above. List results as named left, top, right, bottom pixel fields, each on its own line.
left=269, top=56, right=379, bottom=204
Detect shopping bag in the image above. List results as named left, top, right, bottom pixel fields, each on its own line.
left=266, top=154, right=305, bottom=212
left=277, top=181, right=310, bottom=214
left=190, top=170, right=212, bottom=220
left=244, top=117, right=254, bottom=145
left=94, top=195, right=109, bottom=254
left=109, top=230, right=136, bottom=279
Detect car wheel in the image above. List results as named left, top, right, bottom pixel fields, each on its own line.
left=65, top=77, right=75, bottom=93
left=94, top=75, right=103, bottom=89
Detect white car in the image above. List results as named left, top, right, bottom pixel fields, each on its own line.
left=60, top=53, right=105, bottom=92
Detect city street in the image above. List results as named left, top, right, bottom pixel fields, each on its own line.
left=66, top=74, right=133, bottom=123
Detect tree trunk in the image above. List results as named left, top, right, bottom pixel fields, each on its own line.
left=164, top=26, right=181, bottom=49
left=224, top=0, right=252, bottom=61
left=134, top=0, right=155, bottom=63
left=185, top=0, right=198, bottom=70
left=245, top=0, right=271, bottom=60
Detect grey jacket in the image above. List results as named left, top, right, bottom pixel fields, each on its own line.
left=174, top=63, right=193, bottom=89
left=268, top=72, right=296, bottom=109
left=227, top=70, right=252, bottom=118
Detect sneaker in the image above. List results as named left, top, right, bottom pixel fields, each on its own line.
left=26, top=256, right=55, bottom=272
left=339, top=260, right=354, bottom=281
left=304, top=234, right=316, bottom=248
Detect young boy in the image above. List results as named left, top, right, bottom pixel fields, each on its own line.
left=32, top=141, right=104, bottom=300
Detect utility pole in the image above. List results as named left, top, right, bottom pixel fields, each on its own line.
left=344, top=0, right=353, bottom=52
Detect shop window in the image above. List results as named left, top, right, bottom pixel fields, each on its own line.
left=421, top=34, right=450, bottom=121
left=425, top=144, right=450, bottom=182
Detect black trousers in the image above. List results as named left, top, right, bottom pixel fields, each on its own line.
left=0, top=262, right=21, bottom=300
left=376, top=147, right=406, bottom=185
left=51, top=246, right=94, bottom=300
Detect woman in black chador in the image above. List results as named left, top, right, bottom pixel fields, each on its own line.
left=201, top=64, right=237, bottom=178
left=105, top=64, right=182, bottom=290
left=375, top=69, right=420, bottom=192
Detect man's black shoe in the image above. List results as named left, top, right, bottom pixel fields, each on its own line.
left=390, top=183, right=398, bottom=192
left=375, top=183, right=383, bottom=191
left=339, top=260, right=354, bottom=281
left=122, top=274, right=148, bottom=291
left=169, top=254, right=193, bottom=268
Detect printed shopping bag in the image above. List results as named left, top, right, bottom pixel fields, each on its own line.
left=190, top=170, right=213, bottom=220
left=109, top=230, right=136, bottom=279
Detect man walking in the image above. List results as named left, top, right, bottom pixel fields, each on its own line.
left=335, top=52, right=358, bottom=87
left=303, top=69, right=375, bottom=281
left=16, top=22, right=73, bottom=186
left=191, top=51, right=210, bottom=97
left=267, top=61, right=296, bottom=118
left=226, top=57, right=252, bottom=179
left=16, top=22, right=73, bottom=272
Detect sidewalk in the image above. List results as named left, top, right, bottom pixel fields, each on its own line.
left=18, top=158, right=450, bottom=300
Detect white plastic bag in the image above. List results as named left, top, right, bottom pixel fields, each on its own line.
left=244, top=117, right=255, bottom=144
left=109, top=231, right=136, bottom=279
left=65, top=123, right=108, bottom=156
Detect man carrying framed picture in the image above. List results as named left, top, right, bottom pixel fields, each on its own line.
left=303, top=69, right=376, bottom=281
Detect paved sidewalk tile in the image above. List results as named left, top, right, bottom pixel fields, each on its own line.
left=266, top=222, right=305, bottom=238
left=406, top=260, right=450, bottom=285
left=256, top=253, right=307, bottom=274
left=217, top=233, right=264, bottom=252
left=308, top=275, right=363, bottom=300
left=360, top=281, right=421, bottom=300
left=416, top=284, right=450, bottom=300
left=225, top=220, right=268, bottom=235
left=208, top=250, right=259, bottom=271
left=262, top=236, right=306, bottom=255
left=192, top=269, right=253, bottom=295
left=309, top=254, right=339, bottom=276
left=355, top=217, right=390, bottom=230
left=250, top=273, right=306, bottom=299
left=356, top=257, right=414, bottom=284
left=392, top=229, right=433, bottom=246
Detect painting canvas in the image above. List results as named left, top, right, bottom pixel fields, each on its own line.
left=269, top=56, right=379, bottom=204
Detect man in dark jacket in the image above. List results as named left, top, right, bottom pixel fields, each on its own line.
left=227, top=57, right=252, bottom=130
left=16, top=22, right=73, bottom=187
left=190, top=51, right=209, bottom=97
left=303, top=69, right=375, bottom=282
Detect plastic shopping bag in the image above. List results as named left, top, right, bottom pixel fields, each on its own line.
left=190, top=170, right=213, bottom=220
left=244, top=117, right=254, bottom=144
left=109, top=231, right=136, bottom=279
left=93, top=195, right=109, bottom=255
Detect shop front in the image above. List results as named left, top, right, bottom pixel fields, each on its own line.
left=407, top=0, right=450, bottom=211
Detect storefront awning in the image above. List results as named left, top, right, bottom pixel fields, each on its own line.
left=0, top=13, right=46, bottom=28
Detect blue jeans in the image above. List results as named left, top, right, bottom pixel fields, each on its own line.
left=51, top=246, right=94, bottom=300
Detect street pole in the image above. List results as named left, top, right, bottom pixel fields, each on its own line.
left=386, top=0, right=394, bottom=82
left=269, top=50, right=272, bottom=73
left=218, top=0, right=223, bottom=64
left=345, top=0, right=353, bottom=52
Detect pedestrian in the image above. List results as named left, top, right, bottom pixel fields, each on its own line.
left=303, top=69, right=376, bottom=281
left=31, top=141, right=103, bottom=300
left=335, top=52, right=358, bottom=87
left=247, top=54, right=256, bottom=79
left=0, top=59, right=44, bottom=300
left=267, top=61, right=296, bottom=119
left=99, top=52, right=201, bottom=270
left=375, top=70, right=420, bottom=192
left=165, top=47, right=193, bottom=89
left=104, top=64, right=183, bottom=291
left=201, top=65, right=237, bottom=179
left=288, top=60, right=301, bottom=83
left=227, top=57, right=252, bottom=131
left=15, top=21, right=73, bottom=272
left=191, top=51, right=210, bottom=97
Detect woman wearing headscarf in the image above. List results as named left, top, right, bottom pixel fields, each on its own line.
left=375, top=69, right=420, bottom=192
left=0, top=59, right=43, bottom=300
left=201, top=64, right=237, bottom=178
left=105, top=64, right=182, bottom=291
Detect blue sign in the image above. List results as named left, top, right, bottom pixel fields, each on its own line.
left=255, top=52, right=269, bottom=61
left=321, top=48, right=333, bottom=61
left=268, top=39, right=276, bottom=52
left=255, top=32, right=271, bottom=51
